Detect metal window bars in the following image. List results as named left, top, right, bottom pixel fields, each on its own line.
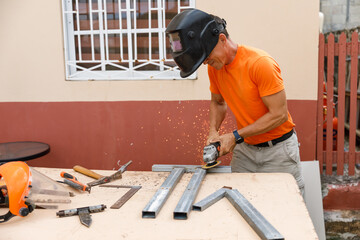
left=62, top=0, right=196, bottom=80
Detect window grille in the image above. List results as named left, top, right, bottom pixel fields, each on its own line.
left=62, top=0, right=196, bottom=80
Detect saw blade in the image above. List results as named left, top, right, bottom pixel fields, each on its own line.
left=201, top=160, right=221, bottom=169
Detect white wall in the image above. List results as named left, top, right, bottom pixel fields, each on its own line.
left=0, top=0, right=319, bottom=102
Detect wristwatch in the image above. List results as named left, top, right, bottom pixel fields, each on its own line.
left=233, top=130, right=244, bottom=144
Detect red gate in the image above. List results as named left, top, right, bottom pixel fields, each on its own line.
left=317, top=31, right=360, bottom=175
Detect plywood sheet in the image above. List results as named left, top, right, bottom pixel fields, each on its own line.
left=0, top=168, right=318, bottom=240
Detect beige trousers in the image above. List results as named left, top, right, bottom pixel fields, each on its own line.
left=231, top=133, right=305, bottom=196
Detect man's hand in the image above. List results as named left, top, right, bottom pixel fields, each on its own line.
left=206, top=130, right=220, bottom=145
left=218, top=132, right=236, bottom=156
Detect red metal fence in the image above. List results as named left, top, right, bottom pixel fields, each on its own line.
left=317, top=31, right=360, bottom=176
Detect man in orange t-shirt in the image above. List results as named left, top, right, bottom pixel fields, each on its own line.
left=166, top=9, right=304, bottom=194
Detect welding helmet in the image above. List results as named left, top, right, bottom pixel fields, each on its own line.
left=166, top=9, right=226, bottom=78
left=0, top=161, right=33, bottom=222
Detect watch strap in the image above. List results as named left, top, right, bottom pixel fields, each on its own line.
left=233, top=130, right=244, bottom=144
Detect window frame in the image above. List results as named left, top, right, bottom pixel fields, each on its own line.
left=61, top=0, right=196, bottom=81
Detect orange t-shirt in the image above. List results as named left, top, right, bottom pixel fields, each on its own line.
left=208, top=45, right=295, bottom=145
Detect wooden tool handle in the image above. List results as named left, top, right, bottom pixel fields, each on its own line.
left=73, top=165, right=103, bottom=180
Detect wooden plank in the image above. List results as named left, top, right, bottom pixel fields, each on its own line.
left=326, top=33, right=335, bottom=175
left=325, top=41, right=360, bottom=56
left=348, top=32, right=358, bottom=175
left=317, top=34, right=325, bottom=174
left=337, top=33, right=346, bottom=175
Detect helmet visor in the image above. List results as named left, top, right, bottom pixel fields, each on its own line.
left=169, top=32, right=183, bottom=53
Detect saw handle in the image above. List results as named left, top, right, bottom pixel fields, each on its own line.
left=60, top=172, right=90, bottom=193
left=60, top=172, right=77, bottom=180
left=73, top=165, right=103, bottom=180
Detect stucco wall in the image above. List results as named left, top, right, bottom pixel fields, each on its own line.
left=0, top=1, right=320, bottom=169
left=0, top=0, right=319, bottom=102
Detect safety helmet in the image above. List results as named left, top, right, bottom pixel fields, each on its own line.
left=166, top=9, right=226, bottom=78
left=0, top=161, right=71, bottom=223
left=0, top=161, right=33, bottom=222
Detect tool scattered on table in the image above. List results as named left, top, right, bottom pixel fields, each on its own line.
left=142, top=168, right=185, bottom=218
left=87, top=161, right=133, bottom=187
left=73, top=160, right=132, bottom=181
left=99, top=185, right=141, bottom=209
left=0, top=161, right=71, bottom=223
left=56, top=204, right=106, bottom=227
left=73, top=165, right=104, bottom=180
left=192, top=187, right=284, bottom=240
left=202, top=142, right=221, bottom=169
left=118, top=160, right=133, bottom=173
left=59, top=172, right=91, bottom=193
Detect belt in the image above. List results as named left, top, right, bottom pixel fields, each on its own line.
left=254, top=129, right=294, bottom=147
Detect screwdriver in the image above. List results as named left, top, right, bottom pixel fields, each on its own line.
left=60, top=172, right=91, bottom=193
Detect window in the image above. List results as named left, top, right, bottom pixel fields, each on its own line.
left=62, top=0, right=195, bottom=80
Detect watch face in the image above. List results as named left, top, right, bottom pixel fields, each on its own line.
left=236, top=136, right=244, bottom=144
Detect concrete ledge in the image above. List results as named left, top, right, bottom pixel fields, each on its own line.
left=323, top=182, right=360, bottom=210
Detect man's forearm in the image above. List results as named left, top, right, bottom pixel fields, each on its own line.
left=209, top=99, right=227, bottom=134
left=237, top=111, right=287, bottom=138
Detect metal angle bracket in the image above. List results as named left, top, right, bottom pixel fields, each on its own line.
left=192, top=187, right=227, bottom=212
left=173, top=168, right=206, bottom=220
left=99, top=185, right=142, bottom=209
left=142, top=167, right=185, bottom=218
left=192, top=188, right=284, bottom=240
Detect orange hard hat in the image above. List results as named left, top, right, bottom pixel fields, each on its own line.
left=0, top=161, right=34, bottom=222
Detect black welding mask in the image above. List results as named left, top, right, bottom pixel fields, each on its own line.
left=166, top=9, right=226, bottom=78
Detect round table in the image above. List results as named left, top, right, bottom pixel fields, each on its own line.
left=0, top=141, right=50, bottom=164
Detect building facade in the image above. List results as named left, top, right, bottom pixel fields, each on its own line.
left=0, top=0, right=319, bottom=170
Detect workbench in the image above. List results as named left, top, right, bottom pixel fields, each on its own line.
left=1, top=167, right=318, bottom=240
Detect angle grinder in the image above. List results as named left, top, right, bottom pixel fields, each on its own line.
left=202, top=142, right=221, bottom=169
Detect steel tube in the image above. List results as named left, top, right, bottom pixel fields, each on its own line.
left=142, top=168, right=184, bottom=218
left=225, top=189, right=284, bottom=240
left=152, top=164, right=231, bottom=173
left=192, top=188, right=227, bottom=211
left=173, top=168, right=206, bottom=220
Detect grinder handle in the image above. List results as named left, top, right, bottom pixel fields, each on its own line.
left=73, top=165, right=103, bottom=180
left=210, top=141, right=221, bottom=152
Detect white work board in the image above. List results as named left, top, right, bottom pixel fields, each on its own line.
left=0, top=168, right=318, bottom=240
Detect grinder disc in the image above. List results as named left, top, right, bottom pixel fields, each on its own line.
left=201, top=160, right=221, bottom=169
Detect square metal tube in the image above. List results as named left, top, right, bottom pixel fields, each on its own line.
left=192, top=188, right=284, bottom=240
left=152, top=164, right=231, bottom=173
left=192, top=188, right=227, bottom=211
left=142, top=168, right=185, bottom=218
left=225, top=189, right=284, bottom=240
left=173, top=168, right=206, bottom=220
